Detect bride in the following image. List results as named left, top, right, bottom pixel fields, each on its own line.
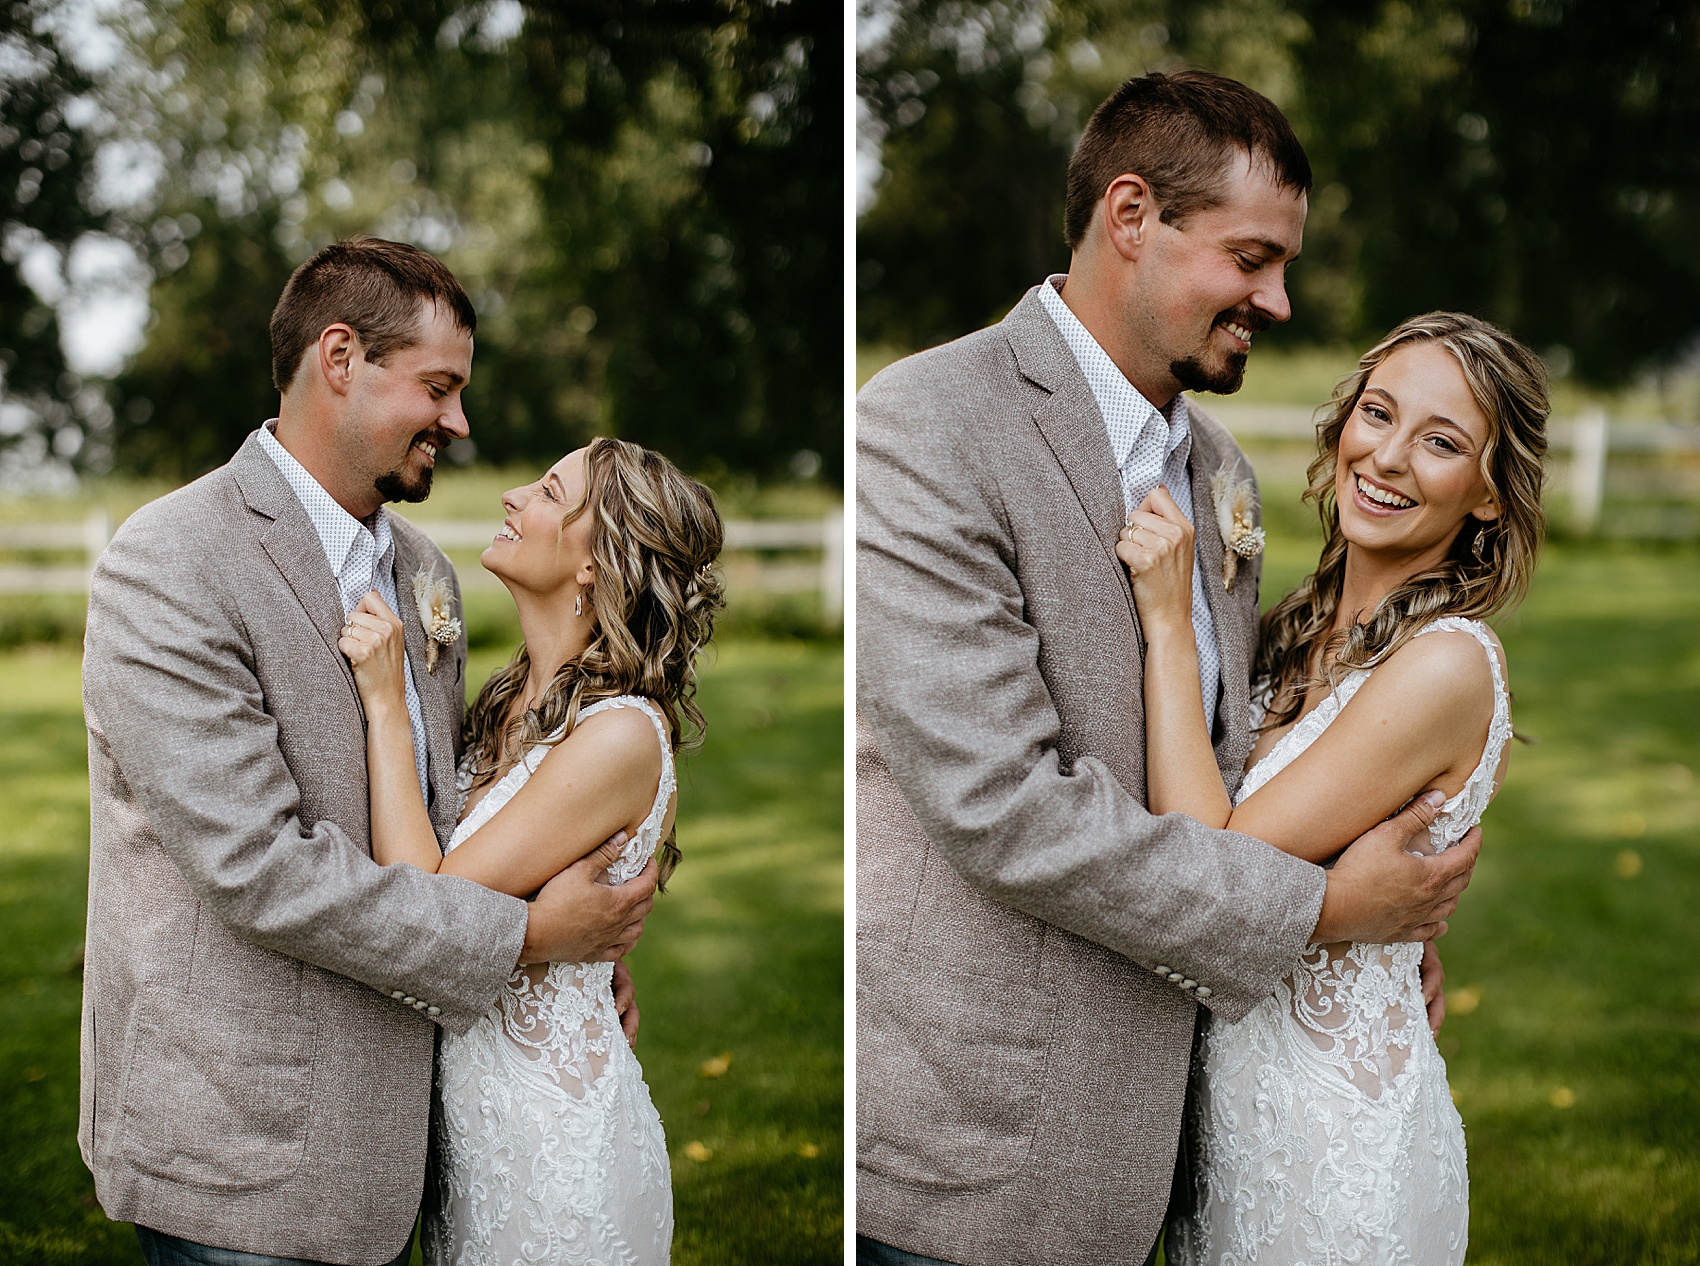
left=337, top=436, right=723, bottom=1265
left=1115, top=312, right=1547, bottom=1265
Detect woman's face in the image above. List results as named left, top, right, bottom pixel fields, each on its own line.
left=482, top=448, right=596, bottom=597
left=1333, top=341, right=1499, bottom=569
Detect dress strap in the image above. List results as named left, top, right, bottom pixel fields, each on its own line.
left=1410, top=617, right=1512, bottom=846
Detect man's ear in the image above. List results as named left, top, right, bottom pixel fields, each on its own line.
left=316, top=324, right=360, bottom=397
left=1101, top=173, right=1158, bottom=264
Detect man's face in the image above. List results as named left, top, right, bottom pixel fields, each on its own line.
left=342, top=301, right=473, bottom=506
left=1131, top=151, right=1306, bottom=397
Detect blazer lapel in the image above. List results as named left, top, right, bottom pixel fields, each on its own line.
left=232, top=435, right=362, bottom=710
left=1187, top=409, right=1256, bottom=783
left=391, top=522, right=460, bottom=835
left=1004, top=288, right=1135, bottom=612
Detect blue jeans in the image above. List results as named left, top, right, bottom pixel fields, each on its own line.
left=857, top=1237, right=962, bottom=1266
left=857, top=1232, right=1162, bottom=1266
left=135, top=1225, right=414, bottom=1266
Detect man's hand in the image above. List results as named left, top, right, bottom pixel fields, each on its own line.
left=612, top=960, right=640, bottom=1047
left=1420, top=939, right=1447, bottom=1034
left=519, top=833, right=658, bottom=966
left=1313, top=790, right=1481, bottom=945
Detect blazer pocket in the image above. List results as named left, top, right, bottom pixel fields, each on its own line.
left=119, top=990, right=315, bottom=1192
left=858, top=954, right=1055, bottom=1191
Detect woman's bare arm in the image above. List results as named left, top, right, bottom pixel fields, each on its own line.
left=341, top=592, right=665, bottom=893
left=1116, top=488, right=1233, bottom=826
left=341, top=592, right=445, bottom=874
left=1226, top=631, right=1497, bottom=860
left=438, top=707, right=664, bottom=896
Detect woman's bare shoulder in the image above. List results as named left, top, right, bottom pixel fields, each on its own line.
left=1349, top=625, right=1498, bottom=730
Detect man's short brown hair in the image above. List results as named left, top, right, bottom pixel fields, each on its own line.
left=269, top=238, right=477, bottom=393
left=1064, top=69, right=1312, bottom=248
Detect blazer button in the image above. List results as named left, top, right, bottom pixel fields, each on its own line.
left=391, top=990, right=405, bottom=1000
left=1153, top=965, right=1172, bottom=976
left=426, top=1006, right=440, bottom=1016
left=1195, top=987, right=1213, bottom=998
left=413, top=1000, right=428, bottom=1010
left=403, top=996, right=417, bottom=1005
left=1167, top=973, right=1184, bottom=983
left=1181, top=979, right=1197, bottom=990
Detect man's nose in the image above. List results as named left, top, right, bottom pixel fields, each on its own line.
left=1252, top=270, right=1292, bottom=326
left=440, top=394, right=471, bottom=439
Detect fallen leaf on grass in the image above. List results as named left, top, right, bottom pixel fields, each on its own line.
left=682, top=1141, right=713, bottom=1162
left=698, top=1053, right=731, bottom=1078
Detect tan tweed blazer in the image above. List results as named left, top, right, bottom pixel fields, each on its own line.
left=80, top=432, right=528, bottom=1265
left=856, top=286, right=1328, bottom=1265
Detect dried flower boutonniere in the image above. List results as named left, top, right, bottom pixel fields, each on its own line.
left=1210, top=467, right=1265, bottom=593
left=411, top=568, right=463, bottom=674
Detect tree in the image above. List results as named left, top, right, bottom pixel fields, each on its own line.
left=107, top=0, right=841, bottom=483
left=0, top=0, right=110, bottom=483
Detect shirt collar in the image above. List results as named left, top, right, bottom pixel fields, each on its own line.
left=1037, top=274, right=1191, bottom=468
left=258, top=420, right=393, bottom=576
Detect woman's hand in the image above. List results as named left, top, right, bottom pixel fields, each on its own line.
left=339, top=591, right=409, bottom=716
left=1115, top=486, right=1194, bottom=639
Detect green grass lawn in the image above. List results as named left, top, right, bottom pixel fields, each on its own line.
left=0, top=632, right=842, bottom=1265
left=1247, top=452, right=1700, bottom=1263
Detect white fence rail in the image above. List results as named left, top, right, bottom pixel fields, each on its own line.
left=0, top=511, right=844, bottom=622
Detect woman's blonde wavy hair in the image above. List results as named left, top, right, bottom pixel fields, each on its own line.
left=461, top=437, right=725, bottom=884
left=1255, top=311, right=1549, bottom=731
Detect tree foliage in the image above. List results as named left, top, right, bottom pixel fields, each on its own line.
left=859, top=0, right=1700, bottom=391
left=99, top=0, right=839, bottom=483
left=0, top=0, right=111, bottom=482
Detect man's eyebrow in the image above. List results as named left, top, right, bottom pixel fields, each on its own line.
left=423, top=367, right=467, bottom=388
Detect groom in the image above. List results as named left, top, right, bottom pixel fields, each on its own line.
left=80, top=238, right=658, bottom=1266
left=857, top=71, right=1480, bottom=1265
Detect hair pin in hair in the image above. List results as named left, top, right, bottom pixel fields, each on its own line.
left=411, top=567, right=464, bottom=674
left=1211, top=466, right=1265, bottom=592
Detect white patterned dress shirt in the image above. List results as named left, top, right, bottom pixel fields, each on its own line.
left=259, top=421, right=432, bottom=798
left=1038, top=276, right=1222, bottom=724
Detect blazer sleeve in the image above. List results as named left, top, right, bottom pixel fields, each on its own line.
left=856, top=374, right=1326, bottom=1021
left=82, top=508, right=526, bottom=1035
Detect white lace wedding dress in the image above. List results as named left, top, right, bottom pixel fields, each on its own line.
left=1169, top=618, right=1511, bottom=1266
left=423, top=696, right=675, bottom=1266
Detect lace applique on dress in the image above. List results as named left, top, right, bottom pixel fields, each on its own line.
left=424, top=696, right=676, bottom=1266
left=1169, top=618, right=1509, bottom=1266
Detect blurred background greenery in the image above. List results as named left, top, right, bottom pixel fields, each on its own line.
left=1, top=1, right=842, bottom=1262
left=859, top=0, right=1699, bottom=407
left=4, top=0, right=840, bottom=486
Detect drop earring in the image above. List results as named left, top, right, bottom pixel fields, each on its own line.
left=1472, top=526, right=1491, bottom=563
left=575, top=591, right=583, bottom=617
